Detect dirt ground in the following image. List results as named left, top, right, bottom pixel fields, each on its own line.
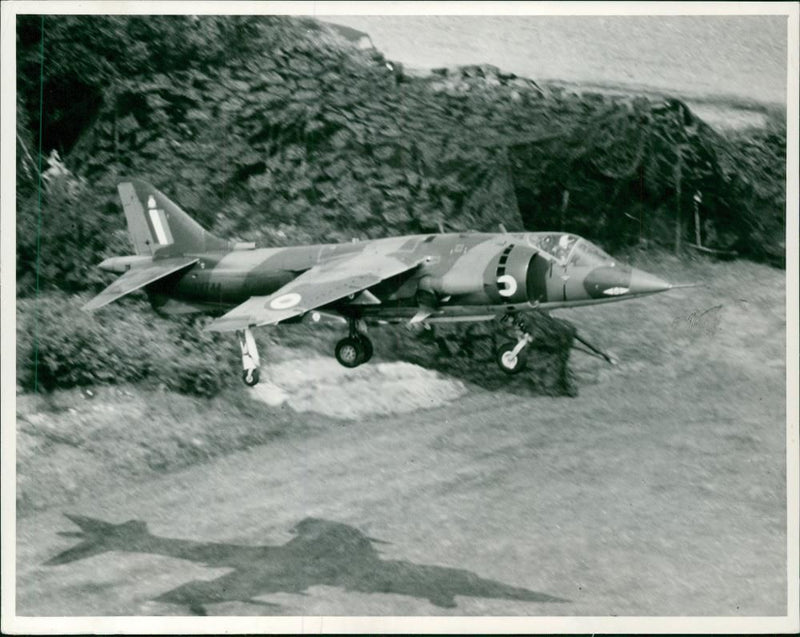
left=15, top=256, right=787, bottom=617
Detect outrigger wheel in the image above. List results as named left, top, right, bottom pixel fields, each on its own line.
left=237, top=327, right=261, bottom=386
left=242, top=368, right=260, bottom=386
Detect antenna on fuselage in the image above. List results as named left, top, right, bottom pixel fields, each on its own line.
left=498, top=223, right=508, bottom=234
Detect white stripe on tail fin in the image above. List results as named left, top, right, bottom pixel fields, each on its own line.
left=146, top=194, right=172, bottom=245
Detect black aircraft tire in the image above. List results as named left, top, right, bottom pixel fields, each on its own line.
left=242, top=368, right=260, bottom=386
left=496, top=342, right=527, bottom=375
left=335, top=337, right=364, bottom=368
left=357, top=335, right=374, bottom=364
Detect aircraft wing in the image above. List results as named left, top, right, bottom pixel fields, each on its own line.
left=83, top=257, right=198, bottom=311
left=206, top=251, right=427, bottom=332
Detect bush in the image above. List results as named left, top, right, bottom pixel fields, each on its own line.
left=377, top=311, right=578, bottom=397
left=17, top=293, right=238, bottom=397
left=16, top=160, right=130, bottom=297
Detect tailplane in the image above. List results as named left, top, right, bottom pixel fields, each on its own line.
left=118, top=179, right=229, bottom=255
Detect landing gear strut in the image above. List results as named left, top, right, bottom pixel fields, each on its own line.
left=496, top=314, right=534, bottom=375
left=334, top=317, right=373, bottom=368
left=237, top=327, right=261, bottom=386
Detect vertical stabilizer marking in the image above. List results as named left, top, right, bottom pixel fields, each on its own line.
left=146, top=194, right=172, bottom=245
left=149, top=208, right=169, bottom=244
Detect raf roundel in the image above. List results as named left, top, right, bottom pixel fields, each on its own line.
left=497, top=274, right=518, bottom=298
left=269, top=292, right=302, bottom=310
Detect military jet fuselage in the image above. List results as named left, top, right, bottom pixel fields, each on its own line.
left=86, top=180, right=678, bottom=385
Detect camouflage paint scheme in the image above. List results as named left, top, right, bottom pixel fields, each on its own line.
left=85, top=179, right=677, bottom=380
left=87, top=180, right=673, bottom=327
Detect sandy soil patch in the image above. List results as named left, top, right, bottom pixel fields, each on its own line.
left=250, top=357, right=468, bottom=419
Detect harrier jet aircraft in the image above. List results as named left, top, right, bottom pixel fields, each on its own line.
left=85, top=179, right=681, bottom=385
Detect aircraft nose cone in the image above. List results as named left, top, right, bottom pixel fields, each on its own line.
left=628, top=268, right=672, bottom=295
left=583, top=265, right=671, bottom=298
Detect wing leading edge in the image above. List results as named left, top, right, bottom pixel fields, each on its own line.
left=206, top=250, right=428, bottom=332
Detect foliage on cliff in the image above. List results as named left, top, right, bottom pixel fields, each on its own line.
left=17, top=15, right=785, bottom=299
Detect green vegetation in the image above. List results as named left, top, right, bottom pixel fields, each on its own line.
left=17, top=16, right=785, bottom=292
left=16, top=294, right=237, bottom=396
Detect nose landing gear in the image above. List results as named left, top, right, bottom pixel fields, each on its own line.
left=496, top=340, right=529, bottom=374
left=496, top=314, right=534, bottom=375
left=334, top=317, right=374, bottom=368
left=237, top=327, right=261, bottom=386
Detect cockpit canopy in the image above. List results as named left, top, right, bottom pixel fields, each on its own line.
left=517, top=233, right=615, bottom=267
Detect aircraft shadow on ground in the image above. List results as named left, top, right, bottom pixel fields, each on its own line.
left=46, top=514, right=567, bottom=615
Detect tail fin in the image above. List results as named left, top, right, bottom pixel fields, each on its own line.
left=118, top=179, right=229, bottom=255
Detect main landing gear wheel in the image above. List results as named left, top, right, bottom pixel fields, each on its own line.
left=335, top=316, right=374, bottom=368
left=335, top=337, right=365, bottom=368
left=496, top=341, right=527, bottom=375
